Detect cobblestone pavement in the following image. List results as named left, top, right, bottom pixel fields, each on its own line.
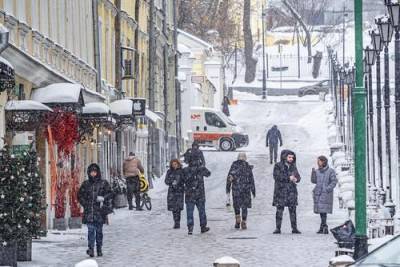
left=22, top=97, right=347, bottom=267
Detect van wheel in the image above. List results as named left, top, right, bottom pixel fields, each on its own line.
left=220, top=138, right=234, bottom=151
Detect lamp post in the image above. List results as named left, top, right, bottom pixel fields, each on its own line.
left=363, top=58, right=371, bottom=188
left=376, top=15, right=395, bottom=218
left=339, top=67, right=346, bottom=145
left=387, top=0, right=400, bottom=219
left=370, top=29, right=385, bottom=205
left=365, top=46, right=378, bottom=206
left=347, top=67, right=355, bottom=156
left=353, top=0, right=368, bottom=259
left=333, top=61, right=340, bottom=121
left=262, top=6, right=267, bottom=100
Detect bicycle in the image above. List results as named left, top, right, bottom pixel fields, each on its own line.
left=131, top=174, right=152, bottom=211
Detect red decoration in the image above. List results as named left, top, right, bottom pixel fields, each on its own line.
left=45, top=109, right=79, bottom=158
left=55, top=166, right=68, bottom=219
left=69, top=154, right=81, bottom=218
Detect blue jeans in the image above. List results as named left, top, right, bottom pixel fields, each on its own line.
left=186, top=201, right=207, bottom=227
left=87, top=222, right=103, bottom=249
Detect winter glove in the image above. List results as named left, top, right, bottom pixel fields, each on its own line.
left=96, top=196, right=105, bottom=202
left=252, top=192, right=256, bottom=198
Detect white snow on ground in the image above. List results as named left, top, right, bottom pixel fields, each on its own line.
left=22, top=91, right=348, bottom=267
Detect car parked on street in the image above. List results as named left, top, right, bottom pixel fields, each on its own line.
left=298, top=80, right=330, bottom=97
left=349, top=234, right=400, bottom=266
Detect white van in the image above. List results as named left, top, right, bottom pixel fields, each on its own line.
left=190, top=107, right=249, bottom=151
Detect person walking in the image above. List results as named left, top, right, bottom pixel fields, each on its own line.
left=78, top=163, right=113, bottom=257
left=221, top=96, right=231, bottom=117
left=123, top=152, right=145, bottom=210
left=226, top=152, right=256, bottom=230
left=165, top=159, right=185, bottom=229
left=266, top=125, right=283, bottom=164
left=183, top=141, right=205, bottom=167
left=311, top=155, right=338, bottom=234
left=183, top=164, right=211, bottom=235
left=272, top=150, right=301, bottom=234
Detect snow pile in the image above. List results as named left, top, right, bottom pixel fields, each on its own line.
left=5, top=100, right=53, bottom=111
left=329, top=255, right=355, bottom=266
left=31, top=83, right=83, bottom=104
left=82, top=102, right=110, bottom=114
left=74, top=259, right=98, bottom=267
left=213, top=256, right=240, bottom=265
left=0, top=56, right=13, bottom=69
left=109, top=99, right=132, bottom=116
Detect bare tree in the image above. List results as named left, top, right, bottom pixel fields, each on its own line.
left=243, top=0, right=257, bottom=83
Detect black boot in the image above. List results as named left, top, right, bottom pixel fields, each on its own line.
left=292, top=228, right=302, bottom=234
left=86, top=247, right=94, bottom=257
left=173, top=222, right=180, bottom=229
left=273, top=228, right=281, bottom=234
left=188, top=226, right=193, bottom=235
left=201, top=226, right=210, bottom=233
left=317, top=224, right=324, bottom=234
left=97, top=247, right=103, bottom=257
left=322, top=225, right=329, bottom=234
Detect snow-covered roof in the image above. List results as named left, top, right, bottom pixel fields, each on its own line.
left=82, top=102, right=110, bottom=115
left=0, top=56, right=13, bottom=69
left=146, top=108, right=163, bottom=123
left=5, top=100, right=53, bottom=111
left=177, top=29, right=213, bottom=50
left=109, top=99, right=133, bottom=116
left=31, top=83, right=84, bottom=105
left=178, top=43, right=192, bottom=54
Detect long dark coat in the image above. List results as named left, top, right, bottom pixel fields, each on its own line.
left=226, top=160, right=256, bottom=209
left=183, top=148, right=206, bottom=167
left=272, top=150, right=301, bottom=207
left=164, top=167, right=185, bottom=211
left=183, top=166, right=211, bottom=203
left=311, top=165, right=337, bottom=214
left=266, top=125, right=283, bottom=146
left=78, top=164, right=113, bottom=224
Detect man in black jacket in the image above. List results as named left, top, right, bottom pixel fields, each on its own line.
left=266, top=125, right=283, bottom=164
left=183, top=141, right=205, bottom=167
left=78, top=163, right=113, bottom=257
left=183, top=165, right=211, bottom=235
left=272, top=150, right=301, bottom=234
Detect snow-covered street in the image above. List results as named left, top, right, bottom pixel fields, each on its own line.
left=22, top=93, right=347, bottom=267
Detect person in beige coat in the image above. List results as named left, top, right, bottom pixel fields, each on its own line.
left=123, top=152, right=145, bottom=210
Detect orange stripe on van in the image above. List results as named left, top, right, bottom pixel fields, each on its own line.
left=194, top=132, right=233, bottom=141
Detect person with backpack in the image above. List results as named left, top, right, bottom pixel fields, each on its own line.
left=165, top=159, right=185, bottom=229
left=183, top=141, right=205, bottom=167
left=226, top=152, right=256, bottom=230
left=78, top=163, right=113, bottom=257
left=311, top=155, right=338, bottom=234
left=266, top=125, right=283, bottom=164
left=123, top=152, right=145, bottom=210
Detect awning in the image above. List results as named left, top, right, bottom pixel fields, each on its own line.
left=110, top=99, right=134, bottom=126
left=31, top=83, right=85, bottom=110
left=82, top=102, right=110, bottom=115
left=5, top=100, right=53, bottom=131
left=146, top=108, right=163, bottom=123
left=80, top=102, right=116, bottom=130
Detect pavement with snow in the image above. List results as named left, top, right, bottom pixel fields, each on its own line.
left=22, top=92, right=348, bottom=267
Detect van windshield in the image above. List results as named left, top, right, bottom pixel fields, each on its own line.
left=217, top=111, right=236, bottom=126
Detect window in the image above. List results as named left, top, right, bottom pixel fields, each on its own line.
left=4, top=0, right=14, bottom=15
left=205, top=112, right=226, bottom=128
left=16, top=0, right=26, bottom=22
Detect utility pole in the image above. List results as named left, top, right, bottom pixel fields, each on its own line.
left=172, top=0, right=181, bottom=156
left=342, top=5, right=347, bottom=65
left=148, top=0, right=156, bottom=181
left=261, top=5, right=267, bottom=100
left=162, top=0, right=169, bottom=162
left=115, top=0, right=123, bottom=175
left=353, top=0, right=368, bottom=259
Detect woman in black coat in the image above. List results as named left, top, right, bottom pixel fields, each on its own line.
left=226, top=152, right=256, bottom=230
left=78, top=163, right=113, bottom=257
left=165, top=159, right=185, bottom=229
left=272, top=150, right=301, bottom=234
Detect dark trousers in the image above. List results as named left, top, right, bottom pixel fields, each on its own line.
left=276, top=206, right=297, bottom=230
left=87, top=222, right=103, bottom=249
left=320, top=213, right=327, bottom=226
left=234, top=206, right=248, bottom=221
left=126, top=176, right=140, bottom=209
left=186, top=200, right=207, bottom=227
left=172, top=210, right=181, bottom=224
left=269, top=144, right=278, bottom=163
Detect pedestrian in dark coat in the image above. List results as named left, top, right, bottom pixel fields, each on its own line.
left=183, top=141, right=205, bottom=167
left=165, top=159, right=185, bottom=229
left=226, top=152, right=256, bottom=230
left=272, top=149, right=301, bottom=234
left=311, top=155, right=338, bottom=234
left=78, top=163, right=113, bottom=257
left=123, top=152, right=145, bottom=211
left=183, top=164, right=211, bottom=235
left=221, top=96, right=230, bottom=117
left=266, top=125, right=283, bottom=164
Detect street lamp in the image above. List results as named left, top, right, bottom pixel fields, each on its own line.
left=346, top=67, right=355, bottom=156
left=370, top=29, right=385, bottom=205
left=261, top=6, right=267, bottom=100
left=387, top=0, right=400, bottom=220
left=339, top=67, right=346, bottom=145
left=365, top=45, right=378, bottom=206
left=376, top=15, right=395, bottom=218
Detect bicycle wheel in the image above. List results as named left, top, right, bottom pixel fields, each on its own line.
left=143, top=194, right=152, bottom=210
